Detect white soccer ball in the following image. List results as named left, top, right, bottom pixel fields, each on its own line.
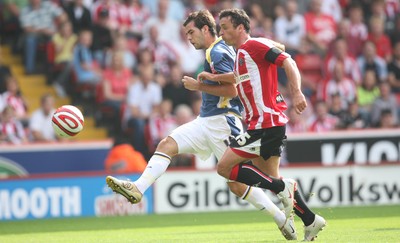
left=52, top=105, right=84, bottom=138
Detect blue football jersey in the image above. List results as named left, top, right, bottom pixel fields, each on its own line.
left=200, top=37, right=243, bottom=117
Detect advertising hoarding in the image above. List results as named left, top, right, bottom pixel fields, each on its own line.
left=0, top=141, right=111, bottom=176
left=0, top=174, right=153, bottom=221
left=286, top=130, right=400, bottom=165
left=154, top=165, right=400, bottom=213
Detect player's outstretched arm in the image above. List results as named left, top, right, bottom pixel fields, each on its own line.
left=197, top=71, right=236, bottom=84
left=282, top=58, right=307, bottom=114
left=182, top=76, right=237, bottom=97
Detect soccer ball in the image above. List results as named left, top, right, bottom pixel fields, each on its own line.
left=52, top=105, right=84, bottom=138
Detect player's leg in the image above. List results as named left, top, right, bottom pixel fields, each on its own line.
left=211, top=117, right=287, bottom=205
left=255, top=153, right=326, bottom=241
left=208, top=115, right=296, bottom=239
left=106, top=135, right=177, bottom=203
left=224, top=156, right=285, bottom=222
left=227, top=180, right=285, bottom=223
left=107, top=118, right=207, bottom=203
left=222, top=127, right=296, bottom=217
left=227, top=180, right=297, bottom=240
left=216, top=146, right=295, bottom=218
left=133, top=136, right=178, bottom=192
left=216, top=139, right=282, bottom=191
left=135, top=115, right=216, bottom=195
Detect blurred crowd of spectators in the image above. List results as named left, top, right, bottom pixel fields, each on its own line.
left=0, top=0, right=399, bottom=159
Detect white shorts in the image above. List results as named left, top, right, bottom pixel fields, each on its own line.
left=169, top=114, right=243, bottom=161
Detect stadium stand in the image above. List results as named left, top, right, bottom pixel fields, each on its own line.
left=0, top=0, right=399, bottom=158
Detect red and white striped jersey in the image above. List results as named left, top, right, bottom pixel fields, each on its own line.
left=307, top=115, right=339, bottom=132
left=234, top=38, right=289, bottom=130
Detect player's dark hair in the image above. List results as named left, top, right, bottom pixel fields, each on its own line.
left=183, top=10, right=217, bottom=37
left=219, top=8, right=251, bottom=33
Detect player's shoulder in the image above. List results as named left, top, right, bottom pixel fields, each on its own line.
left=242, top=38, right=275, bottom=48
left=210, top=39, right=235, bottom=60
left=211, top=39, right=233, bottom=53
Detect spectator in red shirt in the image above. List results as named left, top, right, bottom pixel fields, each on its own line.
left=347, top=4, right=368, bottom=57
left=147, top=98, right=177, bottom=153
left=307, top=100, right=339, bottom=132
left=92, top=0, right=119, bottom=31
left=321, top=62, right=357, bottom=109
left=286, top=106, right=307, bottom=133
left=116, top=0, right=150, bottom=40
left=0, top=105, right=28, bottom=144
left=0, top=77, right=29, bottom=125
left=100, top=51, right=132, bottom=132
left=325, top=38, right=361, bottom=84
left=304, top=0, right=337, bottom=55
left=368, top=16, right=392, bottom=62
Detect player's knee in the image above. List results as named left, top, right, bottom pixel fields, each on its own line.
left=217, top=162, right=230, bottom=179
left=156, top=137, right=178, bottom=156
left=227, top=181, right=244, bottom=197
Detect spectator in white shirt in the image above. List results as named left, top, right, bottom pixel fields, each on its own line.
left=274, top=0, right=306, bottom=55
left=171, top=27, right=204, bottom=76
left=19, top=0, right=66, bottom=74
left=125, top=65, right=162, bottom=157
left=357, top=41, right=388, bottom=83
left=142, top=0, right=180, bottom=43
left=320, top=0, right=342, bottom=23
left=29, top=94, right=59, bottom=142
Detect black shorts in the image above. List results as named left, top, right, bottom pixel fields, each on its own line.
left=229, top=125, right=287, bottom=160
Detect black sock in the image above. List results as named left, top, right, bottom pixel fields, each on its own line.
left=294, top=190, right=316, bottom=226
left=229, top=162, right=285, bottom=193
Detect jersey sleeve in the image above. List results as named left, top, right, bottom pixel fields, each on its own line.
left=247, top=39, right=290, bottom=67
left=210, top=48, right=234, bottom=74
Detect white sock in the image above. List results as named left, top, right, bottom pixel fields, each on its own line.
left=242, top=186, right=286, bottom=227
left=134, top=152, right=171, bottom=193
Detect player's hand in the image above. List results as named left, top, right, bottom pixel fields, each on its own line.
left=197, top=71, right=214, bottom=82
left=292, top=91, right=307, bottom=114
left=182, top=76, right=200, bottom=91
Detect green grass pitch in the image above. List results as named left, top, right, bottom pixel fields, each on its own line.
left=1, top=205, right=399, bottom=242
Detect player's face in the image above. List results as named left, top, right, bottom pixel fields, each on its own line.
left=184, top=21, right=205, bottom=50
left=219, top=17, right=238, bottom=47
